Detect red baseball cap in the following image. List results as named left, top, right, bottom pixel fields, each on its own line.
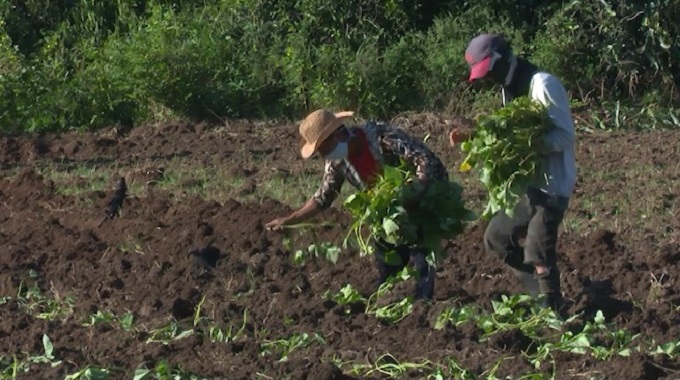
left=465, top=34, right=509, bottom=81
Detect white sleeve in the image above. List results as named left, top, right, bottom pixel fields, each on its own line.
left=531, top=74, right=575, bottom=153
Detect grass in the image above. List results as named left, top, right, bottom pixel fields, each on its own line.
left=29, top=154, right=324, bottom=208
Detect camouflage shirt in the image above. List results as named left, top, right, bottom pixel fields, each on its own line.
left=312, top=121, right=448, bottom=209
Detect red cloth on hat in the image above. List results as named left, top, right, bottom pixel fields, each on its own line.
left=348, top=129, right=380, bottom=186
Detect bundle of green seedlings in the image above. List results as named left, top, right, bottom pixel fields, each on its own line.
left=459, top=96, right=551, bottom=219
left=343, top=163, right=475, bottom=266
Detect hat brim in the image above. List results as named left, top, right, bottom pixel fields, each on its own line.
left=300, top=140, right=317, bottom=159
left=469, top=56, right=492, bottom=82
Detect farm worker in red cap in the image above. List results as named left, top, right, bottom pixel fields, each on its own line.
left=450, top=34, right=577, bottom=313
left=266, top=109, right=450, bottom=300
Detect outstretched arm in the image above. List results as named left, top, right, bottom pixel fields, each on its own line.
left=265, top=198, right=322, bottom=231
left=265, top=161, right=345, bottom=231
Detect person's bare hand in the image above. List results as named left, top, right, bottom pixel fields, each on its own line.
left=449, top=128, right=470, bottom=147
left=265, top=217, right=289, bottom=232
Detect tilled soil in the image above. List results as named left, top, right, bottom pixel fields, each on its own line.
left=0, top=118, right=679, bottom=379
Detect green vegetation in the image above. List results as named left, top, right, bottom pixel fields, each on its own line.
left=0, top=0, right=678, bottom=133
left=459, top=97, right=549, bottom=219
left=344, top=165, right=475, bottom=264
left=5, top=269, right=677, bottom=379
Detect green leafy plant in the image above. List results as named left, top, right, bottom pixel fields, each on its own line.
left=134, top=360, right=203, bottom=380
left=16, top=280, right=75, bottom=321
left=344, top=165, right=475, bottom=265
left=293, top=242, right=341, bottom=265
left=459, top=96, right=550, bottom=219
left=64, top=366, right=113, bottom=380
left=145, top=321, right=194, bottom=345
left=373, top=297, right=415, bottom=324
left=260, top=332, right=326, bottom=362
left=323, top=284, right=368, bottom=315
left=27, top=334, right=61, bottom=368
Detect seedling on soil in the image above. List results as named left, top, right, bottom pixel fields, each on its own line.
left=652, top=340, right=680, bottom=358
left=434, top=304, right=478, bottom=329
left=134, top=360, right=202, bottom=380
left=145, top=320, right=194, bottom=345
left=372, top=297, right=415, bottom=324
left=118, top=241, right=145, bottom=255
left=428, top=357, right=474, bottom=380
left=280, top=222, right=342, bottom=265
left=328, top=284, right=367, bottom=304
left=260, top=332, right=326, bottom=362
left=478, top=295, right=565, bottom=338
left=206, top=312, right=249, bottom=344
left=82, top=310, right=116, bottom=327
left=192, top=295, right=207, bottom=326
left=119, top=312, right=135, bottom=331
left=0, top=335, right=64, bottom=378
left=27, top=334, right=61, bottom=368
left=323, top=269, right=419, bottom=323
left=326, top=269, right=417, bottom=323
left=64, top=365, right=115, bottom=379
left=16, top=280, right=75, bottom=321
left=364, top=353, right=432, bottom=378
left=364, top=268, right=411, bottom=312
left=191, top=296, right=249, bottom=343
left=0, top=355, right=28, bottom=378
left=574, top=311, right=640, bottom=360
left=293, top=242, right=341, bottom=265
left=82, top=310, right=135, bottom=332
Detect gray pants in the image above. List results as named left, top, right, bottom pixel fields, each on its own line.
left=484, top=188, right=567, bottom=298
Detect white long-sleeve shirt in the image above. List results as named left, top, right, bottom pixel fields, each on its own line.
left=527, top=72, right=577, bottom=200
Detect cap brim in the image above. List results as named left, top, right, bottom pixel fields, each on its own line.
left=468, top=56, right=492, bottom=82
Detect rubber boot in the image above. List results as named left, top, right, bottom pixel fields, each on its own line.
left=536, top=267, right=566, bottom=315
left=505, top=255, right=540, bottom=298
left=510, top=267, right=540, bottom=297
left=411, top=253, right=435, bottom=300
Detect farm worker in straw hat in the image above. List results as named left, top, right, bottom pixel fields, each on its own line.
left=266, top=109, right=450, bottom=300
left=450, top=34, right=577, bottom=313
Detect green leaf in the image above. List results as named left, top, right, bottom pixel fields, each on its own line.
left=42, top=334, right=54, bottom=359
left=133, top=369, right=151, bottom=380
left=618, top=348, right=632, bottom=357
left=383, top=250, right=403, bottom=266
left=382, top=218, right=399, bottom=236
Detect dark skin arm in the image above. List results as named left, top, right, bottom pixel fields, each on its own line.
left=449, top=128, right=474, bottom=147
left=265, top=198, right=322, bottom=231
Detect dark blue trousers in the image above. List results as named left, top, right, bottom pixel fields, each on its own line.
left=373, top=239, right=435, bottom=300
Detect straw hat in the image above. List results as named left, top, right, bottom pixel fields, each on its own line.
left=299, top=109, right=355, bottom=159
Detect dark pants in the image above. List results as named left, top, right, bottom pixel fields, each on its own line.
left=374, top=239, right=435, bottom=300
left=484, top=188, right=567, bottom=299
